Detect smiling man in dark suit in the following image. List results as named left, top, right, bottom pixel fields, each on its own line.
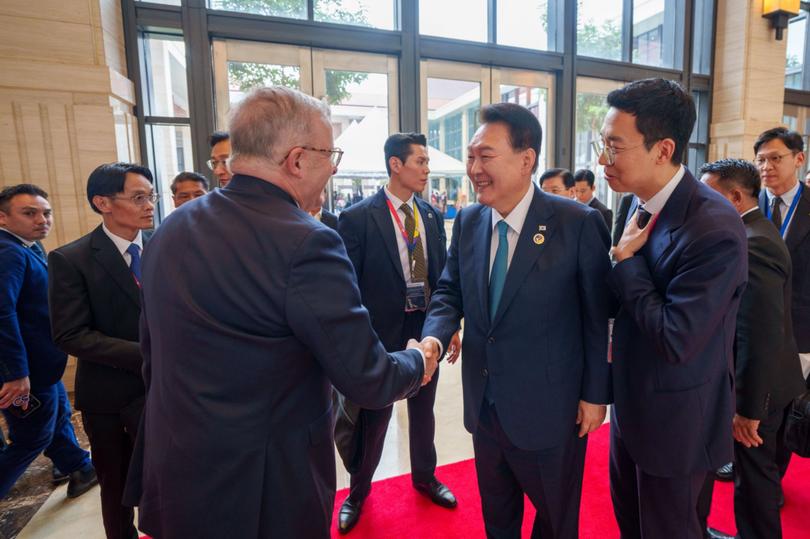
left=604, top=79, right=747, bottom=539
left=698, top=158, right=805, bottom=539
left=335, top=133, right=460, bottom=533
left=420, top=103, right=612, bottom=539
left=49, top=162, right=155, bottom=539
left=0, top=184, right=96, bottom=500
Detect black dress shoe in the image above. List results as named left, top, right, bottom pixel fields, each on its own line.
left=413, top=478, right=457, bottom=509
left=706, top=527, right=734, bottom=539
left=52, top=466, right=70, bottom=485
left=715, top=462, right=734, bottom=482
left=66, top=465, right=98, bottom=499
left=338, top=498, right=362, bottom=535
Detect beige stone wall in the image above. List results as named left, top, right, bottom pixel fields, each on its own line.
left=0, top=0, right=139, bottom=250
left=710, top=0, right=789, bottom=161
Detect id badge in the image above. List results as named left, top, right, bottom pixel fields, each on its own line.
left=405, top=282, right=428, bottom=312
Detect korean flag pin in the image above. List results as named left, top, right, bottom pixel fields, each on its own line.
left=533, top=233, right=545, bottom=245
left=538, top=225, right=547, bottom=231
left=427, top=213, right=433, bottom=219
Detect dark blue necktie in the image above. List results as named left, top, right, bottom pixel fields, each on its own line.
left=126, top=243, right=141, bottom=282
left=30, top=242, right=46, bottom=263
left=489, top=220, right=509, bottom=321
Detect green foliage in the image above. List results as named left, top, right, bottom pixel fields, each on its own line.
left=577, top=93, right=610, bottom=134
left=576, top=1, right=622, bottom=60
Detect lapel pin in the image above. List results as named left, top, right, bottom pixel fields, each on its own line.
left=533, top=233, right=545, bottom=245
left=538, top=225, right=546, bottom=231
left=428, top=213, right=433, bottom=219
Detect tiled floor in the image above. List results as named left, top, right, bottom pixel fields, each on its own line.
left=10, top=358, right=473, bottom=539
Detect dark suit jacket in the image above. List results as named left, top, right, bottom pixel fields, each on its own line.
left=588, top=196, right=613, bottom=232
left=0, top=230, right=67, bottom=389
left=48, top=225, right=145, bottom=413
left=338, top=188, right=446, bottom=351
left=129, top=175, right=423, bottom=539
left=612, top=193, right=634, bottom=246
left=422, top=184, right=612, bottom=451
left=608, top=171, right=748, bottom=477
left=736, top=209, right=805, bottom=419
left=320, top=208, right=338, bottom=231
left=759, top=184, right=810, bottom=352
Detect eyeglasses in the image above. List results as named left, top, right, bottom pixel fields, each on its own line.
left=207, top=159, right=229, bottom=170
left=591, top=140, right=648, bottom=166
left=754, top=152, right=796, bottom=168
left=108, top=193, right=159, bottom=206
left=279, top=146, right=344, bottom=167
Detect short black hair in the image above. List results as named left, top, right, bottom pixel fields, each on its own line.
left=699, top=159, right=761, bottom=199
left=573, top=168, right=595, bottom=187
left=170, top=171, right=209, bottom=194
left=86, top=162, right=153, bottom=214
left=606, top=78, right=695, bottom=165
left=384, top=132, right=427, bottom=176
left=0, top=184, right=48, bottom=213
left=539, top=168, right=574, bottom=188
left=753, top=127, right=804, bottom=154
left=210, top=131, right=230, bottom=148
left=480, top=103, right=543, bottom=173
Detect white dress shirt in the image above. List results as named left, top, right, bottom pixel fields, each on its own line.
left=639, top=165, right=686, bottom=216
left=384, top=187, right=429, bottom=283
left=488, top=182, right=535, bottom=278
left=764, top=180, right=802, bottom=237
left=102, top=223, right=143, bottom=266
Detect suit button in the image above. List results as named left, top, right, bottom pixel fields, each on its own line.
left=488, top=337, right=495, bottom=344
left=482, top=368, right=488, bottom=377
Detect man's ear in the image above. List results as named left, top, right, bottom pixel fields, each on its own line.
left=93, top=195, right=112, bottom=215
left=282, top=147, right=306, bottom=178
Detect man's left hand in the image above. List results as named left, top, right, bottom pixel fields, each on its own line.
left=732, top=414, right=763, bottom=448
left=576, top=400, right=607, bottom=438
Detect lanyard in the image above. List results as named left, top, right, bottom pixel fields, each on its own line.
left=766, top=182, right=804, bottom=237
left=385, top=198, right=420, bottom=254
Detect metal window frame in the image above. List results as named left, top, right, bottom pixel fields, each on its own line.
left=124, top=0, right=715, bottom=175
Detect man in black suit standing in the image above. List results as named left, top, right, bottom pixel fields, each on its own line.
left=604, top=79, right=747, bottom=538
left=127, top=87, right=431, bottom=539
left=698, top=159, right=805, bottom=539
left=574, top=168, right=613, bottom=230
left=49, top=163, right=155, bottom=539
left=335, top=133, right=460, bottom=533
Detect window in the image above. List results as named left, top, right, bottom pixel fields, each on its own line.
left=632, top=0, right=666, bottom=67
left=688, top=90, right=709, bottom=174
left=208, top=0, right=307, bottom=19
left=419, top=0, right=488, bottom=43
left=577, top=0, right=623, bottom=61
left=497, top=0, right=555, bottom=51
left=786, top=14, right=807, bottom=89
left=314, top=0, right=397, bottom=30
left=692, top=0, right=714, bottom=74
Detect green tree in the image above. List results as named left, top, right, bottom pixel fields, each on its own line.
left=219, top=0, right=370, bottom=103
left=576, top=1, right=622, bottom=60
left=576, top=93, right=609, bottom=134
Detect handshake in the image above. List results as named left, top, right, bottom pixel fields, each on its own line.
left=406, top=331, right=462, bottom=386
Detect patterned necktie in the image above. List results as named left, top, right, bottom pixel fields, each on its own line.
left=770, top=197, right=783, bottom=231
left=126, top=243, right=141, bottom=282
left=489, top=220, right=509, bottom=321
left=400, top=203, right=428, bottom=283
left=637, top=207, right=653, bottom=229
left=30, top=242, right=46, bottom=263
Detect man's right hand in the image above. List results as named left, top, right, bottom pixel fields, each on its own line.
left=408, top=338, right=437, bottom=386
left=0, top=376, right=31, bottom=410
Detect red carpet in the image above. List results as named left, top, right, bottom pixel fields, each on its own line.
left=331, top=424, right=810, bottom=538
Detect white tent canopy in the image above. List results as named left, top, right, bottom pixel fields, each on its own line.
left=334, top=108, right=466, bottom=177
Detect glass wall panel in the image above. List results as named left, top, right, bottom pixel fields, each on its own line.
left=577, top=0, right=623, bottom=61
left=419, top=0, right=487, bottom=43
left=692, top=0, right=714, bottom=74
left=226, top=62, right=301, bottom=108
left=208, top=0, right=307, bottom=19
left=142, top=34, right=188, bottom=118
left=499, top=84, right=550, bottom=173
left=145, top=124, right=193, bottom=219
left=632, top=0, right=666, bottom=67
left=497, top=0, right=552, bottom=51
left=786, top=14, right=807, bottom=89
left=314, top=0, right=396, bottom=30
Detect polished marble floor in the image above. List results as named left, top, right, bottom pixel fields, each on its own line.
left=6, top=358, right=473, bottom=539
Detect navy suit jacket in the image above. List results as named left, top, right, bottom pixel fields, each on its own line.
left=338, top=188, right=447, bottom=351
left=130, top=175, right=424, bottom=538
left=759, top=183, right=810, bottom=352
left=609, top=171, right=748, bottom=477
left=0, top=230, right=66, bottom=388
left=422, top=183, right=612, bottom=451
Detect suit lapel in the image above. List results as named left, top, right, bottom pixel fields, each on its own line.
left=641, top=171, right=695, bottom=270
left=90, top=226, right=141, bottom=308
left=370, top=189, right=406, bottom=282
left=472, top=206, right=493, bottom=324
left=491, top=186, right=554, bottom=329
left=785, top=187, right=810, bottom=251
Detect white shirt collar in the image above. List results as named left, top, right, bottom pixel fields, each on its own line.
left=0, top=227, right=35, bottom=248
left=102, top=223, right=143, bottom=257
left=491, top=182, right=534, bottom=234
left=740, top=206, right=759, bottom=218
left=640, top=165, right=686, bottom=215
left=765, top=179, right=801, bottom=207
left=384, top=186, right=415, bottom=209
left=581, top=193, right=595, bottom=205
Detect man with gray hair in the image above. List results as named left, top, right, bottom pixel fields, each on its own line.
left=126, top=86, right=433, bottom=538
